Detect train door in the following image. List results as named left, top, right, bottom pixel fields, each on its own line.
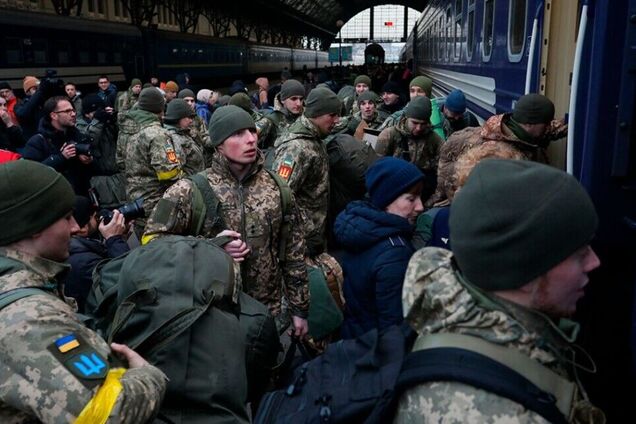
left=539, top=0, right=579, bottom=169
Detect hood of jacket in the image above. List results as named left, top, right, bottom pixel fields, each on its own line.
left=334, top=200, right=414, bottom=252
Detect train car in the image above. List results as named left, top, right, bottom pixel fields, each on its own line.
left=0, top=9, right=141, bottom=91
left=291, top=48, right=316, bottom=72
left=247, top=45, right=292, bottom=75
left=405, top=0, right=636, bottom=420
left=316, top=50, right=331, bottom=69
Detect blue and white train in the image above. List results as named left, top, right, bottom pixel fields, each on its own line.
left=402, top=0, right=636, bottom=419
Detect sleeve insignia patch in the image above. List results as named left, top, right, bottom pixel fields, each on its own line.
left=277, top=157, right=295, bottom=181
left=48, top=333, right=110, bottom=389
left=166, top=147, right=178, bottom=164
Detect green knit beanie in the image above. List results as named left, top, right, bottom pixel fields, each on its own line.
left=137, top=87, right=165, bottom=113
left=164, top=99, right=195, bottom=122
left=0, top=160, right=75, bottom=245
left=405, top=96, right=432, bottom=121
left=357, top=90, right=379, bottom=105
left=208, top=105, right=255, bottom=148
left=512, top=93, right=555, bottom=124
left=450, top=159, right=598, bottom=291
left=130, top=78, right=142, bottom=88
left=229, top=92, right=253, bottom=113
left=304, top=87, right=341, bottom=118
left=354, top=75, right=371, bottom=87
left=280, top=80, right=305, bottom=101
left=178, top=89, right=195, bottom=99
left=410, top=76, right=433, bottom=97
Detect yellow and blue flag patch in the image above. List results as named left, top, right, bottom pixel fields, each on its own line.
left=55, top=334, right=80, bottom=353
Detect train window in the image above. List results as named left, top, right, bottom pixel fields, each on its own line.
left=508, top=0, right=527, bottom=62
left=466, top=0, right=476, bottom=61
left=455, top=0, right=463, bottom=60
left=482, top=0, right=495, bottom=62
left=5, top=38, right=22, bottom=65
left=438, top=15, right=444, bottom=60
left=55, top=41, right=71, bottom=65
left=114, top=52, right=122, bottom=63
left=446, top=6, right=453, bottom=61
left=78, top=40, right=90, bottom=64
left=32, top=39, right=48, bottom=64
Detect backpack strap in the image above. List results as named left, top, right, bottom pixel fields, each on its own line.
left=188, top=172, right=226, bottom=236
left=266, top=169, right=292, bottom=263
left=394, top=333, right=575, bottom=424
left=0, top=287, right=48, bottom=311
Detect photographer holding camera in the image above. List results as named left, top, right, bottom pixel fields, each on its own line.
left=23, top=96, right=94, bottom=196
left=15, top=70, right=67, bottom=139
left=76, top=94, right=118, bottom=175
left=65, top=195, right=131, bottom=313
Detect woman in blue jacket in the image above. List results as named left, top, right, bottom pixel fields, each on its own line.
left=335, top=157, right=424, bottom=339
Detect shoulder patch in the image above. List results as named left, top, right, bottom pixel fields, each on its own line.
left=277, top=155, right=295, bottom=181
left=48, top=333, right=110, bottom=389
left=165, top=145, right=178, bottom=163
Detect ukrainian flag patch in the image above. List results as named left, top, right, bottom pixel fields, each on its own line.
left=277, top=157, right=295, bottom=181
left=55, top=334, right=80, bottom=353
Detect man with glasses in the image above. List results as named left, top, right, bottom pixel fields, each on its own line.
left=22, top=96, right=94, bottom=196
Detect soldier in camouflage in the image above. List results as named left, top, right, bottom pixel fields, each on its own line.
left=395, top=159, right=605, bottom=424
left=0, top=160, right=166, bottom=423
left=265, top=79, right=306, bottom=143
left=271, top=87, right=341, bottom=256
left=178, top=89, right=214, bottom=165
left=375, top=96, right=442, bottom=198
left=341, top=74, right=372, bottom=116
left=338, top=90, right=387, bottom=140
left=163, top=98, right=205, bottom=175
left=433, top=93, right=568, bottom=206
left=229, top=92, right=276, bottom=150
left=124, top=87, right=184, bottom=235
left=115, top=78, right=142, bottom=113
left=144, top=105, right=309, bottom=336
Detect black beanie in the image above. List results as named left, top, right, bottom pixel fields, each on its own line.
left=164, top=98, right=195, bottom=122
left=0, top=81, right=11, bottom=91
left=229, top=92, right=253, bottom=113
left=0, top=161, right=75, bottom=245
left=229, top=80, right=247, bottom=96
left=178, top=89, right=195, bottom=99
left=208, top=105, right=255, bottom=148
left=73, top=196, right=96, bottom=228
left=82, top=94, right=105, bottom=115
left=405, top=96, right=432, bottom=121
left=450, top=159, right=598, bottom=291
left=137, top=87, right=165, bottom=113
left=280, top=80, right=305, bottom=101
left=357, top=90, right=379, bottom=105
left=512, top=93, right=555, bottom=124
left=382, top=81, right=401, bottom=95
left=304, top=87, right=341, bottom=118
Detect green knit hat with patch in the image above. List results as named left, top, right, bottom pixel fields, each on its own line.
left=0, top=160, right=75, bottom=245
left=208, top=105, right=255, bottom=147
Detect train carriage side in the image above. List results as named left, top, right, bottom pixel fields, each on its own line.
left=247, top=45, right=292, bottom=75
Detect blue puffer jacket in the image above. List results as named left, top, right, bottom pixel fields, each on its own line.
left=334, top=200, right=416, bottom=339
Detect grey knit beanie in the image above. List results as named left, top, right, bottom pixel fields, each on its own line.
left=512, top=94, right=555, bottom=124
left=137, top=87, right=165, bottom=113
left=450, top=159, right=598, bottom=291
left=178, top=89, right=195, bottom=99
left=354, top=75, right=372, bottom=87
left=304, top=87, right=341, bottom=118
left=208, top=105, right=255, bottom=147
left=164, top=99, right=195, bottom=122
left=405, top=96, right=432, bottom=121
left=357, top=91, right=379, bottom=105
left=280, top=80, right=305, bottom=101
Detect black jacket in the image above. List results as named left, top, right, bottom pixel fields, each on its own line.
left=22, top=118, right=94, bottom=195
left=65, top=235, right=130, bottom=313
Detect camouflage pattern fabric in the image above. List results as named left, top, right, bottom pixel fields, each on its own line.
left=271, top=115, right=330, bottom=255
left=375, top=116, right=443, bottom=175
left=189, top=115, right=214, bottom=167
left=115, top=107, right=141, bottom=173
left=433, top=113, right=568, bottom=205
left=0, top=248, right=167, bottom=423
left=116, top=89, right=139, bottom=113
left=394, top=247, right=605, bottom=424
left=124, top=110, right=184, bottom=225
left=165, top=124, right=205, bottom=176
left=144, top=152, right=309, bottom=318
left=265, top=93, right=301, bottom=136
left=254, top=111, right=276, bottom=149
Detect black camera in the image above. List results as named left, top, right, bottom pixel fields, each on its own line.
left=99, top=197, right=145, bottom=225
left=41, top=69, right=66, bottom=97
left=73, top=143, right=92, bottom=156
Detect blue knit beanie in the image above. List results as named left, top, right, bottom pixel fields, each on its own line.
left=365, top=157, right=425, bottom=209
left=445, top=89, right=466, bottom=113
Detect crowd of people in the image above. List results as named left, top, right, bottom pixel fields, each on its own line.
left=0, top=62, right=607, bottom=423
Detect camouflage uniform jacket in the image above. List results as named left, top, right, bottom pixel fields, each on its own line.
left=76, top=116, right=118, bottom=175
left=0, top=248, right=167, bottom=423
left=144, top=152, right=309, bottom=318
left=165, top=124, right=205, bottom=176
left=188, top=115, right=215, bottom=167
left=395, top=248, right=605, bottom=424
left=124, top=110, right=184, bottom=221
left=271, top=115, right=329, bottom=255
left=265, top=93, right=301, bottom=137
left=254, top=110, right=276, bottom=149
left=116, top=89, right=138, bottom=113
left=115, top=106, right=141, bottom=172
left=434, top=113, right=568, bottom=204
left=375, top=116, right=443, bottom=175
